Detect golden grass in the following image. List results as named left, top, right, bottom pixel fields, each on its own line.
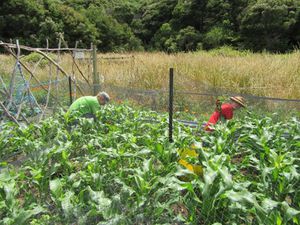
left=98, top=50, right=300, bottom=99
left=0, top=50, right=299, bottom=99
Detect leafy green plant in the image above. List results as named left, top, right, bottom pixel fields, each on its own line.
left=0, top=104, right=299, bottom=224
left=22, top=52, right=56, bottom=68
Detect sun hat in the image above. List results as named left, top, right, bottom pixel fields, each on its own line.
left=230, top=96, right=246, bottom=108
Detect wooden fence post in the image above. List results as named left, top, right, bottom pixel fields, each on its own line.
left=93, top=44, right=100, bottom=95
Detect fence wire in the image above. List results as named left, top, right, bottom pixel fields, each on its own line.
left=1, top=49, right=300, bottom=224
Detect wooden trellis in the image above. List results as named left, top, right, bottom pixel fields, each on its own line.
left=0, top=39, right=94, bottom=125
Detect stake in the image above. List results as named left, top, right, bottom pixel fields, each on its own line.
left=169, top=68, right=174, bottom=143
left=68, top=76, right=73, bottom=105
left=0, top=102, right=20, bottom=126
left=93, top=44, right=100, bottom=95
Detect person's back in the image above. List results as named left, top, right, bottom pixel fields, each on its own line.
left=67, top=96, right=100, bottom=117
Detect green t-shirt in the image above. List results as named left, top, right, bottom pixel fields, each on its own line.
left=67, top=96, right=100, bottom=117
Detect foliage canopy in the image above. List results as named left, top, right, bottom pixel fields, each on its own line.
left=0, top=0, right=299, bottom=52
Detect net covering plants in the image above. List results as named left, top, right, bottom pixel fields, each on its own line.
left=0, top=104, right=299, bottom=224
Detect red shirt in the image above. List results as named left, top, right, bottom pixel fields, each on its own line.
left=205, top=103, right=234, bottom=131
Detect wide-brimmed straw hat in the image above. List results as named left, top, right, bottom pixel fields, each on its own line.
left=230, top=96, right=246, bottom=108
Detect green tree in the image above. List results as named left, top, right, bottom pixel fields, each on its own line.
left=240, top=0, right=300, bottom=51
left=86, top=4, right=142, bottom=52
left=38, top=17, right=62, bottom=46
left=175, top=26, right=201, bottom=51
left=0, top=0, right=45, bottom=46
left=171, top=0, right=207, bottom=31
left=132, top=0, right=178, bottom=47
left=112, top=2, right=137, bottom=25
left=151, top=23, right=174, bottom=51
left=170, top=0, right=251, bottom=50
left=203, top=25, right=234, bottom=49
left=46, top=2, right=97, bottom=48
left=0, top=0, right=298, bottom=52
left=287, top=5, right=300, bottom=49
left=201, top=0, right=249, bottom=49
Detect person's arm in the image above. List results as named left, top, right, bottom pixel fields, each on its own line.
left=204, top=111, right=220, bottom=131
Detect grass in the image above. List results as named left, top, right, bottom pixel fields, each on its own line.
left=0, top=48, right=300, bottom=116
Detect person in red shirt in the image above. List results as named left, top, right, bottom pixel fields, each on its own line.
left=205, top=96, right=246, bottom=131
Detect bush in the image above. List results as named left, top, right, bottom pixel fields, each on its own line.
left=208, top=46, right=251, bottom=57
left=22, top=52, right=56, bottom=67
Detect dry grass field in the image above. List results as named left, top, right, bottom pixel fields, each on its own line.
left=0, top=48, right=299, bottom=114
left=99, top=50, right=300, bottom=99
left=1, top=48, right=299, bottom=98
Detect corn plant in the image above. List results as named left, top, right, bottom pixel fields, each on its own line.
left=0, top=104, right=299, bottom=224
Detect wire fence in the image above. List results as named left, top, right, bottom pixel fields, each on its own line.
left=99, top=82, right=300, bottom=118
left=1, top=40, right=300, bottom=125
left=1, top=43, right=300, bottom=225
left=2, top=71, right=300, bottom=124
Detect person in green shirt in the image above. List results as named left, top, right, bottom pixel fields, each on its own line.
left=67, top=91, right=110, bottom=119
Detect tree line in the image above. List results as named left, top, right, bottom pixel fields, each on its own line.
left=0, top=0, right=299, bottom=52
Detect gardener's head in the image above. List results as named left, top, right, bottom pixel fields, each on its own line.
left=230, top=96, right=246, bottom=109
left=97, top=92, right=110, bottom=105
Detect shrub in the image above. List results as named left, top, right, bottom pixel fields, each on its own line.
left=22, top=52, right=56, bottom=67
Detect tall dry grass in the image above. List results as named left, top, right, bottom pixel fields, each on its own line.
left=0, top=49, right=299, bottom=99
left=98, top=50, right=300, bottom=99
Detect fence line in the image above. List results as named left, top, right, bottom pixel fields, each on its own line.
left=1, top=42, right=299, bottom=126
left=82, top=82, right=300, bottom=103
left=98, top=55, right=134, bottom=60
left=175, top=90, right=300, bottom=103
left=0, top=41, right=92, bottom=52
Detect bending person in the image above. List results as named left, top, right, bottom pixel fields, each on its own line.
left=66, top=91, right=110, bottom=120
left=204, top=96, right=246, bottom=131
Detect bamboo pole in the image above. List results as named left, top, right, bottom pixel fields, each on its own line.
left=3, top=45, right=66, bottom=109
left=61, top=38, right=91, bottom=87
left=1, top=42, right=85, bottom=95
left=0, top=41, right=92, bottom=52
left=4, top=44, right=84, bottom=95
left=0, top=101, right=20, bottom=125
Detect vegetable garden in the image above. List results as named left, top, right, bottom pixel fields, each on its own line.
left=0, top=104, right=299, bottom=224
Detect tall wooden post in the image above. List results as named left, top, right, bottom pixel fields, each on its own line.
left=92, top=44, right=100, bottom=95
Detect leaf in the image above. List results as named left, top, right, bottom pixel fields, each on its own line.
left=262, top=198, right=279, bottom=212
left=49, top=179, right=63, bottom=199
left=226, top=190, right=255, bottom=206
left=218, top=166, right=233, bottom=188
left=277, top=214, right=283, bottom=225
left=281, top=202, right=300, bottom=221
left=87, top=186, right=111, bottom=219
left=62, top=150, right=68, bottom=161
left=97, top=215, right=128, bottom=225
left=14, top=204, right=45, bottom=225
left=142, top=158, right=152, bottom=173
left=3, top=182, right=17, bottom=210
left=155, top=143, right=164, bottom=155
left=135, top=148, right=151, bottom=156
left=61, top=191, right=75, bottom=219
